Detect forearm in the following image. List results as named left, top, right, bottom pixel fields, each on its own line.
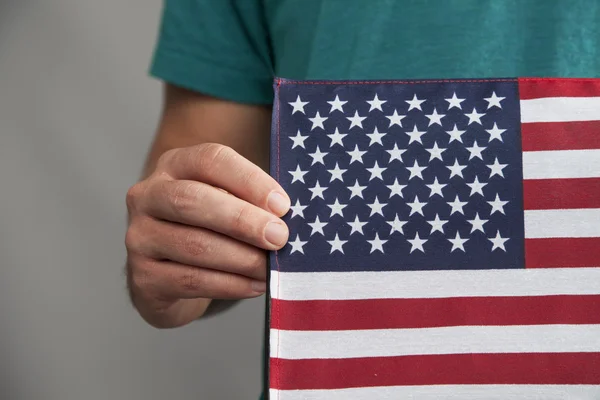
left=142, top=84, right=271, bottom=178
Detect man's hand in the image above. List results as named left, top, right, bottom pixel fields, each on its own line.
left=124, top=85, right=285, bottom=328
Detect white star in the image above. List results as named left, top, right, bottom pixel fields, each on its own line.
left=308, top=181, right=327, bottom=200
left=427, top=214, right=448, bottom=234
left=488, top=193, right=509, bottom=215
left=366, top=126, right=387, bottom=146
left=405, top=125, right=426, bottom=145
left=347, top=145, right=367, bottom=164
left=289, top=165, right=308, bottom=183
left=347, top=110, right=367, bottom=129
left=467, top=176, right=487, bottom=196
left=308, top=216, right=328, bottom=236
left=407, top=160, right=427, bottom=180
left=367, top=233, right=387, bottom=253
left=386, top=109, right=405, bottom=127
left=367, top=161, right=386, bottom=181
left=386, top=143, right=406, bottom=163
left=387, top=214, right=408, bottom=235
left=347, top=180, right=366, bottom=199
left=289, top=130, right=308, bottom=149
left=367, top=93, right=387, bottom=112
left=289, top=235, right=307, bottom=254
left=426, top=142, right=446, bottom=162
left=289, top=200, right=307, bottom=218
left=445, top=92, right=465, bottom=110
left=407, top=195, right=427, bottom=216
left=486, top=123, right=507, bottom=142
left=387, top=178, right=407, bottom=198
left=328, top=233, right=347, bottom=254
left=465, top=108, right=485, bottom=125
left=407, top=233, right=427, bottom=253
left=466, top=140, right=486, bottom=160
left=328, top=127, right=347, bottom=147
left=308, top=146, right=328, bottom=165
left=425, top=108, right=446, bottom=126
left=446, top=159, right=467, bottom=179
left=327, top=163, right=347, bottom=182
left=489, top=230, right=509, bottom=251
left=447, top=195, right=468, bottom=215
left=487, top=157, right=508, bottom=178
left=426, top=177, right=447, bottom=197
left=448, top=231, right=469, bottom=252
left=446, top=124, right=466, bottom=143
left=288, top=95, right=308, bottom=114
left=327, top=198, right=347, bottom=217
left=348, top=215, right=368, bottom=235
left=367, top=196, right=386, bottom=217
left=484, top=91, right=505, bottom=109
left=327, top=95, right=347, bottom=113
left=406, top=94, right=426, bottom=111
left=308, top=111, right=327, bottom=130
left=467, top=212, right=488, bottom=233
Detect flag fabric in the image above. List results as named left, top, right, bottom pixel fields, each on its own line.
left=267, top=77, right=600, bottom=399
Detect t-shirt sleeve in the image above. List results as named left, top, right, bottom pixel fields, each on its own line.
left=149, top=0, right=274, bottom=105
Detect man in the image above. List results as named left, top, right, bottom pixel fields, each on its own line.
left=124, top=0, right=599, bottom=397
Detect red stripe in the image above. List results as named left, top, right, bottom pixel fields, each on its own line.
left=270, top=352, right=600, bottom=390
left=523, top=178, right=600, bottom=210
left=525, top=238, right=600, bottom=268
left=519, top=78, right=600, bottom=100
left=521, top=121, right=600, bottom=151
left=271, top=295, right=600, bottom=331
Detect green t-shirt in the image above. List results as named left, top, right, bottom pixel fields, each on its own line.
left=149, top=1, right=599, bottom=398
left=150, top=0, right=599, bottom=106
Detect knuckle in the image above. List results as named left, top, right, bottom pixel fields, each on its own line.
left=196, top=143, right=235, bottom=173
left=128, top=258, right=154, bottom=293
left=244, top=249, right=266, bottom=277
left=125, top=216, right=154, bottom=256
left=181, top=230, right=209, bottom=257
left=239, top=167, right=261, bottom=187
left=168, top=181, right=202, bottom=215
left=177, top=270, right=207, bottom=295
left=125, top=183, right=144, bottom=213
left=238, top=168, right=265, bottom=201
left=156, top=148, right=178, bottom=169
left=232, top=204, right=255, bottom=232
left=217, top=274, right=241, bottom=297
left=124, top=224, right=141, bottom=254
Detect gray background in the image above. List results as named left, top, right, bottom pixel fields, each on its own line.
left=0, top=1, right=264, bottom=399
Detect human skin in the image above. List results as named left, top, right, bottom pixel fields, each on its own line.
left=125, top=84, right=289, bottom=329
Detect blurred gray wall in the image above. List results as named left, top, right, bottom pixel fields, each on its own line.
left=0, top=1, right=264, bottom=399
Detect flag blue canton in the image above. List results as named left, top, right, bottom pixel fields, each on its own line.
left=272, top=79, right=525, bottom=272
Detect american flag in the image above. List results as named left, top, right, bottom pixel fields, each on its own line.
left=268, top=77, right=600, bottom=399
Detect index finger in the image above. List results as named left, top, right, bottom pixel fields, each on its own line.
left=159, top=143, right=290, bottom=217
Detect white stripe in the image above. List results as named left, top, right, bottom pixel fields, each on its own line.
left=270, top=268, right=600, bottom=300
left=525, top=209, right=600, bottom=238
left=270, top=324, right=600, bottom=359
left=520, top=96, right=600, bottom=123
left=271, top=385, right=600, bottom=400
left=522, top=149, right=600, bottom=179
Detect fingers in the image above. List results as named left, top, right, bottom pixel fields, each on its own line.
left=127, top=216, right=268, bottom=281
left=157, top=143, right=290, bottom=216
left=141, top=179, right=289, bottom=250
left=128, top=255, right=266, bottom=300
left=125, top=142, right=286, bottom=323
